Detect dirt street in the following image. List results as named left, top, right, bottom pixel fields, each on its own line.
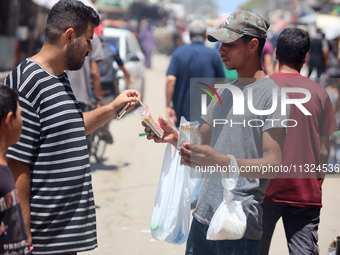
left=82, top=53, right=340, bottom=255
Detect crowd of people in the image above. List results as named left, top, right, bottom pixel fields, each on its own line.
left=1, top=0, right=340, bottom=255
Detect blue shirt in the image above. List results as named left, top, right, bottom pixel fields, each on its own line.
left=167, top=41, right=225, bottom=126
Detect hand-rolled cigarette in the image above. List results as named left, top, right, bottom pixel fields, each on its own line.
left=116, top=102, right=131, bottom=120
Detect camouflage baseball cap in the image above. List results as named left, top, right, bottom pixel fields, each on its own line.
left=208, top=11, right=270, bottom=43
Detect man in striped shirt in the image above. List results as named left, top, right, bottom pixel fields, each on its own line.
left=4, top=1, right=140, bottom=254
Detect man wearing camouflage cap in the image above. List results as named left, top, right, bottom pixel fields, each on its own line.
left=143, top=10, right=288, bottom=255
left=208, top=11, right=269, bottom=43
left=179, top=10, right=288, bottom=255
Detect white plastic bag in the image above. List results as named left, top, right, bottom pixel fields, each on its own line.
left=150, top=143, right=196, bottom=244
left=206, top=155, right=247, bottom=240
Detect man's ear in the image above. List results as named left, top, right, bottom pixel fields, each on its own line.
left=4, top=112, right=14, bottom=130
left=275, top=48, right=278, bottom=60
left=250, top=38, right=259, bottom=54
left=65, top=28, right=76, bottom=45
left=302, top=53, right=307, bottom=65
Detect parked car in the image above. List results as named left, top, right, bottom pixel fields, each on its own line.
left=103, top=26, right=145, bottom=96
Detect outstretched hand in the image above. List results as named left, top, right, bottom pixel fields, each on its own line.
left=179, top=143, right=228, bottom=168
left=113, top=89, right=141, bottom=114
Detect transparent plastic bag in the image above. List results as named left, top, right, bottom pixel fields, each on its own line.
left=177, top=116, right=201, bottom=148
left=177, top=116, right=201, bottom=165
left=206, top=155, right=247, bottom=240
left=135, top=105, right=164, bottom=138
left=150, top=143, right=196, bottom=244
left=150, top=117, right=200, bottom=244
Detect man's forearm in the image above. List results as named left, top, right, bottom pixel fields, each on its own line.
left=83, top=103, right=118, bottom=135
left=234, top=157, right=281, bottom=179
left=237, top=128, right=285, bottom=179
left=166, top=75, right=176, bottom=107
left=187, top=128, right=285, bottom=179
left=119, top=65, right=131, bottom=81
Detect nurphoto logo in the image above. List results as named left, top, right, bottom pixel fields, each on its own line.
left=199, top=83, right=312, bottom=128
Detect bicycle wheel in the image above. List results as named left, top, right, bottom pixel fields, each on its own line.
left=91, top=132, right=107, bottom=163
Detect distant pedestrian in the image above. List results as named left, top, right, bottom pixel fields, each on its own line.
left=261, top=39, right=274, bottom=75
left=138, top=19, right=154, bottom=69
left=325, top=67, right=340, bottom=124
left=325, top=67, right=340, bottom=166
left=307, top=28, right=330, bottom=83
left=166, top=19, right=225, bottom=127
left=260, top=28, right=337, bottom=255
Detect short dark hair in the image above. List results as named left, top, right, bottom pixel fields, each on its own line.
left=0, top=85, right=19, bottom=123
left=241, top=35, right=266, bottom=56
left=45, top=0, right=100, bottom=43
left=276, top=28, right=310, bottom=65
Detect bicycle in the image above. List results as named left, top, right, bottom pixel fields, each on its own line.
left=89, top=126, right=110, bottom=163
left=89, top=64, right=132, bottom=163
left=88, top=97, right=115, bottom=163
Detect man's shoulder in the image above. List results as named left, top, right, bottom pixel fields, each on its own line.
left=270, top=72, right=307, bottom=87
left=170, top=45, right=193, bottom=63
left=270, top=72, right=302, bottom=79
left=6, top=61, right=30, bottom=87
left=201, top=45, right=220, bottom=56
left=257, top=76, right=279, bottom=88
left=271, top=73, right=326, bottom=92
left=8, top=60, right=44, bottom=79
left=7, top=60, right=28, bottom=76
left=192, top=42, right=218, bottom=53
left=6, top=60, right=58, bottom=94
left=173, top=44, right=191, bottom=54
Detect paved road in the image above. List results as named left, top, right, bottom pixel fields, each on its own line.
left=83, top=53, right=340, bottom=255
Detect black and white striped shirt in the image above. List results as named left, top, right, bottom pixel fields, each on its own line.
left=5, top=60, right=97, bottom=254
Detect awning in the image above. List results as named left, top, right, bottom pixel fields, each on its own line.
left=297, top=13, right=317, bottom=24
left=317, top=14, right=340, bottom=40
left=322, top=24, right=340, bottom=40
left=297, top=12, right=340, bottom=40
left=316, top=13, right=340, bottom=28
